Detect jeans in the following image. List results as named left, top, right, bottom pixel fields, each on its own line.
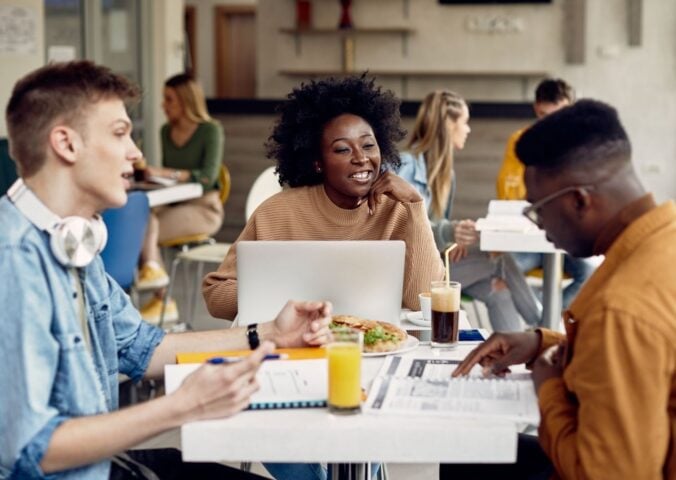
left=513, top=252, right=595, bottom=308
left=264, top=462, right=381, bottom=480
left=451, top=249, right=542, bottom=331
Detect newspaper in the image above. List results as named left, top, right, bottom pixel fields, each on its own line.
left=363, top=356, right=540, bottom=424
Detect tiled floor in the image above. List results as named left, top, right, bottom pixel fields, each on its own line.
left=132, top=260, right=441, bottom=479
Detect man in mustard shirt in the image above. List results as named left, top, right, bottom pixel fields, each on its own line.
left=447, top=100, right=675, bottom=478
left=497, top=78, right=594, bottom=308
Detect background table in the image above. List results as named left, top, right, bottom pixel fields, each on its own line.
left=133, top=182, right=203, bottom=207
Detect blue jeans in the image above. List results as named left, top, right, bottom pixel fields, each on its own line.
left=264, top=462, right=381, bottom=480
left=513, top=252, right=595, bottom=308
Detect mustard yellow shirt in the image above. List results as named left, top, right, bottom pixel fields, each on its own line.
left=536, top=199, right=676, bottom=479
left=496, top=128, right=527, bottom=200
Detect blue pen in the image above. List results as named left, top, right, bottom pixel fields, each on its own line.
left=207, top=353, right=287, bottom=364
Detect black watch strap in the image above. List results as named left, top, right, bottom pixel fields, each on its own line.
left=247, top=323, right=260, bottom=350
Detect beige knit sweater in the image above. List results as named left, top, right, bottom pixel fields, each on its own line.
left=202, top=184, right=445, bottom=320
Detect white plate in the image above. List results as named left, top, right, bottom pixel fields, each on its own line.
left=363, top=335, right=420, bottom=357
left=405, top=311, right=431, bottom=328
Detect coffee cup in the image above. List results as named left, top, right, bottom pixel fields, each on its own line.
left=418, top=292, right=431, bottom=322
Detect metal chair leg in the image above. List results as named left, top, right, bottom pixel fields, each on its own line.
left=159, top=255, right=181, bottom=328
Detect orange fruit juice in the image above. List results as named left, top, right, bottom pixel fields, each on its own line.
left=327, top=342, right=362, bottom=409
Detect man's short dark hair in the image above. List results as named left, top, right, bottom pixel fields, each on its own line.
left=6, top=61, right=140, bottom=177
left=516, top=99, right=631, bottom=172
left=535, top=78, right=574, bottom=104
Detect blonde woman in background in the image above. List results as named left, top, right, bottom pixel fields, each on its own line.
left=398, top=90, right=541, bottom=331
left=137, top=73, right=225, bottom=323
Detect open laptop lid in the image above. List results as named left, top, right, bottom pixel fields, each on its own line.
left=237, top=240, right=405, bottom=326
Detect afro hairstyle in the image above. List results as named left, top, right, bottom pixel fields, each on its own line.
left=266, top=74, right=406, bottom=187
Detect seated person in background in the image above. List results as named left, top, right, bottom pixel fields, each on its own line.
left=399, top=90, right=541, bottom=332
left=0, top=60, right=331, bottom=479
left=496, top=78, right=594, bottom=308
left=203, top=75, right=444, bottom=480
left=447, top=99, right=676, bottom=479
left=137, top=73, right=225, bottom=324
left=203, top=74, right=444, bottom=322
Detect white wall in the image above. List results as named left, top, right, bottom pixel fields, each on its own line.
left=142, top=0, right=185, bottom=165
left=255, top=0, right=675, bottom=201
left=0, top=0, right=44, bottom=137
left=185, top=0, right=257, bottom=97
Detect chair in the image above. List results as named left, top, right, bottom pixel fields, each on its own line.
left=0, top=138, right=18, bottom=197
left=245, top=166, right=282, bottom=219
left=101, top=191, right=150, bottom=294
left=159, top=164, right=232, bottom=327
left=161, top=166, right=282, bottom=328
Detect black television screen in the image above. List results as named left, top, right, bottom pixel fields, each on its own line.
left=440, top=1, right=551, bottom=4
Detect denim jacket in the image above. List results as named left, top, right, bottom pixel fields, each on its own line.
left=0, top=197, right=165, bottom=479
left=398, top=151, right=457, bottom=250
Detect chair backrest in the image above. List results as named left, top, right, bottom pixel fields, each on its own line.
left=0, top=138, right=18, bottom=197
left=245, top=166, right=282, bottom=220
left=218, top=164, right=231, bottom=204
left=100, top=191, right=150, bottom=290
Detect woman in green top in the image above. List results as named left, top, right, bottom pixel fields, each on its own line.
left=138, top=73, right=225, bottom=323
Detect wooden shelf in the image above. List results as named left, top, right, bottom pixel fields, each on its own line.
left=279, top=27, right=415, bottom=35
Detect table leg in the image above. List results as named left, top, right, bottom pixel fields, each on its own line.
left=328, top=463, right=371, bottom=480
left=541, top=251, right=563, bottom=331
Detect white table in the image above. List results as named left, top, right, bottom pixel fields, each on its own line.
left=142, top=182, right=203, bottom=207
left=165, top=334, right=522, bottom=479
left=478, top=201, right=563, bottom=330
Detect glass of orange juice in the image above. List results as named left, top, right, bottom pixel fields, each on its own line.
left=327, top=329, right=362, bottom=414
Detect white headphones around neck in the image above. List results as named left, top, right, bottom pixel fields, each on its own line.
left=7, top=179, right=108, bottom=268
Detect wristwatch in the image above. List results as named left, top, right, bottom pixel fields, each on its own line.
left=247, top=323, right=260, bottom=350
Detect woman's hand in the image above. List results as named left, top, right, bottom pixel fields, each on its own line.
left=271, top=300, right=333, bottom=348
left=367, top=171, right=423, bottom=215
left=454, top=219, right=479, bottom=247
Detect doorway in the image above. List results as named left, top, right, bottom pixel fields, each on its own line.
left=214, top=6, right=256, bottom=98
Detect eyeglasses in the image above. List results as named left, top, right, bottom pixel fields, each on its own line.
left=522, top=185, right=594, bottom=227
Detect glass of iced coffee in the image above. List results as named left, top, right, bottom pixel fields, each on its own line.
left=430, top=280, right=461, bottom=348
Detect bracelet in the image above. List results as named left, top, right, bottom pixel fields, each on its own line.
left=247, top=323, right=260, bottom=350
left=171, top=169, right=181, bottom=180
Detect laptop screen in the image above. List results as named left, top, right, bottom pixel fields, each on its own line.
left=237, top=240, right=405, bottom=326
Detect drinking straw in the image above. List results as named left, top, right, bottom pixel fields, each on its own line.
left=444, top=243, right=458, bottom=286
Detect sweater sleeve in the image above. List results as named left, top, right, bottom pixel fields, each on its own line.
left=202, top=215, right=257, bottom=320
left=538, top=309, right=672, bottom=479
left=398, top=201, right=445, bottom=310
left=191, top=122, right=224, bottom=189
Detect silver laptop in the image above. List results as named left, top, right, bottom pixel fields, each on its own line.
left=237, top=240, right=405, bottom=326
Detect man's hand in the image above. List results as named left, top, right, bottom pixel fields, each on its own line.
left=452, top=331, right=541, bottom=377
left=271, top=300, right=332, bottom=348
left=532, top=343, right=565, bottom=393
left=173, top=341, right=275, bottom=422
left=367, top=171, right=424, bottom=215
left=449, top=244, right=468, bottom=263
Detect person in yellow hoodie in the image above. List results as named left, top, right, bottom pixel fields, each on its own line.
left=497, top=78, right=594, bottom=308
left=446, top=99, right=676, bottom=479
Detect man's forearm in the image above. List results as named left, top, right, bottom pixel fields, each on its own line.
left=40, top=394, right=186, bottom=474
left=144, top=323, right=279, bottom=378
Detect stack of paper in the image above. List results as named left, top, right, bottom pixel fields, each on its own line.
left=363, top=356, right=540, bottom=424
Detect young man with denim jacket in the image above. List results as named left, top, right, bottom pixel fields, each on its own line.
left=0, top=61, right=332, bottom=479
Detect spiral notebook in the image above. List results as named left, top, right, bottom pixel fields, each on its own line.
left=164, top=359, right=327, bottom=410
left=363, top=356, right=540, bottom=424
